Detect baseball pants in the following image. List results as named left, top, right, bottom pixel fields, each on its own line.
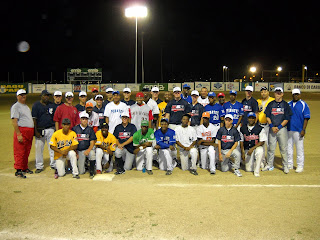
left=199, top=146, right=216, bottom=172
left=13, top=127, right=34, bottom=170
left=135, top=147, right=153, bottom=171
left=244, top=146, right=263, bottom=174
left=287, top=131, right=305, bottom=168
left=158, top=148, right=176, bottom=171
left=179, top=147, right=198, bottom=171
left=114, top=147, right=135, bottom=170
left=220, top=148, right=241, bottom=172
left=267, top=127, right=288, bottom=169
left=55, top=150, right=78, bottom=177
left=78, top=148, right=96, bottom=174
left=95, top=148, right=111, bottom=171
left=259, top=124, right=269, bottom=165
left=35, top=128, right=55, bottom=169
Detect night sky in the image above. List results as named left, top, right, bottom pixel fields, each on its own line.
left=3, top=0, right=319, bottom=83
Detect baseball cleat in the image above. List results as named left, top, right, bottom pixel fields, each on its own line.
left=115, top=170, right=125, bottom=175
left=96, top=170, right=102, bottom=174
left=283, top=167, right=289, bottom=174
left=234, top=169, right=242, bottom=177
left=23, top=169, right=33, bottom=174
left=295, top=166, right=304, bottom=173
left=254, top=172, right=260, bottom=177
left=166, top=170, right=172, bottom=175
left=73, top=174, right=80, bottom=179
left=35, top=169, right=43, bottom=174
left=15, top=171, right=26, bottom=178
left=190, top=170, right=198, bottom=175
left=146, top=170, right=153, bottom=175
left=262, top=165, right=274, bottom=171
left=210, top=171, right=216, bottom=175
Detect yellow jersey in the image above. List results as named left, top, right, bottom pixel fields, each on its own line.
left=257, top=97, right=275, bottom=124
left=158, top=101, right=167, bottom=128
left=95, top=130, right=117, bottom=152
left=49, top=129, right=79, bottom=160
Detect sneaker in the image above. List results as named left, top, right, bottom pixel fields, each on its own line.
left=23, top=169, right=33, bottom=174
left=89, top=174, right=94, bottom=179
left=190, top=170, right=198, bottom=176
left=73, top=174, right=80, bottom=179
left=234, top=169, right=242, bottom=177
left=96, top=170, right=102, bottom=174
left=295, top=166, right=304, bottom=173
left=54, top=170, right=59, bottom=179
left=115, top=170, right=125, bottom=175
left=15, top=170, right=26, bottom=178
left=35, top=169, right=43, bottom=174
left=166, top=170, right=172, bottom=175
left=146, top=170, right=153, bottom=175
left=210, top=171, right=216, bottom=175
left=254, top=172, right=260, bottom=177
left=283, top=167, right=289, bottom=174
left=288, top=164, right=294, bottom=170
left=262, top=165, right=274, bottom=171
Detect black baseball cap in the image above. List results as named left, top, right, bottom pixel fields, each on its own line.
left=100, top=122, right=109, bottom=129
left=41, top=90, right=51, bottom=95
left=62, top=118, right=71, bottom=125
left=142, top=87, right=150, bottom=92
left=260, top=86, right=268, bottom=91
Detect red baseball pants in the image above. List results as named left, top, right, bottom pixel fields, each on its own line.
left=13, top=127, right=34, bottom=170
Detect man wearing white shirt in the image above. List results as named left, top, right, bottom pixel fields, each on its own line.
left=142, top=87, right=159, bottom=128
left=197, top=87, right=209, bottom=107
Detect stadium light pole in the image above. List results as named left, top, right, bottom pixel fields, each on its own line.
left=125, top=6, right=148, bottom=84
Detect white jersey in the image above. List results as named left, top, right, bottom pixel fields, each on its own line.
left=104, top=101, right=129, bottom=133
left=146, top=98, right=160, bottom=115
left=197, top=96, right=209, bottom=107
left=80, top=110, right=99, bottom=128
left=196, top=123, right=219, bottom=148
left=86, top=98, right=97, bottom=107
left=130, top=103, right=153, bottom=131
left=175, top=125, right=197, bottom=147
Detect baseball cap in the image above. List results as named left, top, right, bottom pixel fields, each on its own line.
left=218, top=92, right=225, bottom=97
left=229, top=90, right=237, bottom=95
left=141, top=120, right=149, bottom=126
left=136, top=92, right=144, bottom=98
left=79, top=112, right=89, bottom=119
left=224, top=114, right=234, bottom=120
left=16, top=89, right=26, bottom=96
left=260, top=86, right=268, bottom=91
left=106, top=88, right=114, bottom=93
left=202, top=112, right=210, bottom=118
left=91, top=87, right=98, bottom=92
left=160, top=118, right=169, bottom=123
left=62, top=118, right=71, bottom=124
left=151, top=86, right=160, bottom=92
left=85, top=102, right=93, bottom=108
left=121, top=111, right=130, bottom=118
left=123, top=88, right=131, bottom=93
left=247, top=112, right=256, bottom=118
left=208, top=92, right=216, bottom=97
left=142, top=87, right=150, bottom=92
left=65, top=92, right=74, bottom=98
left=100, top=122, right=109, bottom=129
left=41, top=90, right=51, bottom=96
left=245, top=86, right=254, bottom=92
left=79, top=91, right=87, bottom=97
left=113, top=90, right=120, bottom=95
left=173, top=87, right=181, bottom=92
left=95, top=94, right=104, bottom=100
left=191, top=90, right=199, bottom=96
left=54, top=91, right=62, bottom=96
left=292, top=88, right=301, bottom=95
left=182, top=84, right=191, bottom=89
left=274, top=87, right=283, bottom=93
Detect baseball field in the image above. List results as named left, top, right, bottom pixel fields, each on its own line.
left=0, top=92, right=319, bottom=240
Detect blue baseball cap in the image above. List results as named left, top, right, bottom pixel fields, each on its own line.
left=229, top=90, right=237, bottom=95
left=112, top=90, right=120, bottom=95
left=160, top=118, right=169, bottom=123
left=182, top=84, right=191, bottom=89
left=208, top=92, right=216, bottom=97
left=247, top=112, right=256, bottom=118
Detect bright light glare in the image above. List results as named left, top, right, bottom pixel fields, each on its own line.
left=125, top=6, right=147, bottom=18
left=249, top=66, right=256, bottom=73
left=277, top=66, right=282, bottom=72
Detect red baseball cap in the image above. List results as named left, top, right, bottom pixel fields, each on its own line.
left=136, top=92, right=144, bottom=98
left=91, top=87, right=98, bottom=92
left=218, top=92, right=225, bottom=97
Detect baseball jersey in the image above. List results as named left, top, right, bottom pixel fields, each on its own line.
left=95, top=130, right=117, bottom=153
left=49, top=129, right=79, bottom=160
left=223, top=101, right=244, bottom=126
left=146, top=98, right=160, bottom=115
left=190, top=103, right=205, bottom=126
left=288, top=100, right=311, bottom=132
left=113, top=123, right=137, bottom=154
left=265, top=100, right=292, bottom=126
left=181, top=94, right=192, bottom=104
left=205, top=103, right=226, bottom=124
left=216, top=126, right=240, bottom=150
left=197, top=96, right=209, bottom=107
left=164, top=98, right=192, bottom=124
left=241, top=97, right=259, bottom=125
left=80, top=110, right=100, bottom=128
left=32, top=101, right=55, bottom=129
left=154, top=128, right=176, bottom=149
left=72, top=124, right=97, bottom=151
left=257, top=97, right=275, bottom=124
left=175, top=125, right=197, bottom=147
left=130, top=103, right=153, bottom=130
left=53, top=103, right=80, bottom=129
left=75, top=104, right=85, bottom=112
left=121, top=99, right=136, bottom=107
left=197, top=123, right=218, bottom=141
left=156, top=98, right=163, bottom=104
left=240, top=124, right=267, bottom=150
left=104, top=101, right=130, bottom=133
left=11, top=102, right=34, bottom=128
left=93, top=105, right=106, bottom=127
left=158, top=101, right=168, bottom=128
left=133, top=128, right=155, bottom=146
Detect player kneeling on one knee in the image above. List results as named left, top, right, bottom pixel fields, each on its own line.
left=72, top=112, right=97, bottom=178
left=197, top=112, right=218, bottom=175
left=49, top=118, right=80, bottom=179
left=216, top=114, right=242, bottom=177
left=133, top=120, right=156, bottom=175
left=95, top=122, right=117, bottom=174
left=240, top=112, right=267, bottom=177
left=175, top=114, right=198, bottom=175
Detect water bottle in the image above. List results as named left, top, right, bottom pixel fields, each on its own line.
left=142, top=163, right=146, bottom=173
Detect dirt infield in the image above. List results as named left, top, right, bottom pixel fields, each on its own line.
left=0, top=93, right=320, bottom=240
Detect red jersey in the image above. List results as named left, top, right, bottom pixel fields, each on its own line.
left=53, top=103, right=80, bottom=129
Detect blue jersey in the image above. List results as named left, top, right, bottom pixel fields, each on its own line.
left=216, top=126, right=240, bottom=150
left=204, top=103, right=225, bottom=124
left=154, top=128, right=176, bottom=149
left=265, top=100, right=292, bottom=126
left=181, top=94, right=192, bottom=104
left=223, top=101, right=244, bottom=125
left=113, top=123, right=137, bottom=153
left=241, top=97, right=259, bottom=125
left=93, top=105, right=106, bottom=127
left=32, top=101, right=56, bottom=129
left=72, top=125, right=97, bottom=151
left=288, top=100, right=310, bottom=132
left=121, top=99, right=136, bottom=106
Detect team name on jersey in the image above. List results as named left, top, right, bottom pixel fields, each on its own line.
left=172, top=105, right=185, bottom=112
left=191, top=109, right=199, bottom=116
left=243, top=105, right=252, bottom=112
left=221, top=135, right=234, bottom=143
left=160, top=136, right=172, bottom=144
left=271, top=108, right=284, bottom=115
left=57, top=140, right=72, bottom=149
left=76, top=134, right=89, bottom=141
left=111, top=109, right=124, bottom=114
left=243, top=134, right=259, bottom=141
left=208, top=110, right=220, bottom=120
left=119, top=132, right=131, bottom=139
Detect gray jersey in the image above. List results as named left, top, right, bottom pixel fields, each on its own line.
left=11, top=102, right=34, bottom=128
left=130, top=103, right=153, bottom=130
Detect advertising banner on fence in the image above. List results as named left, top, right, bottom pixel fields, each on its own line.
left=211, top=82, right=224, bottom=92
left=269, top=82, right=284, bottom=91
left=168, top=83, right=181, bottom=91
left=126, top=83, right=140, bottom=92
left=0, top=83, right=28, bottom=94
left=140, top=83, right=168, bottom=91
left=46, top=84, right=73, bottom=93
left=32, top=84, right=46, bottom=93
left=225, top=82, right=239, bottom=91
left=112, top=84, right=126, bottom=91
left=87, top=84, right=100, bottom=92
left=195, top=82, right=211, bottom=91
left=254, top=82, right=269, bottom=92
left=284, top=83, right=320, bottom=92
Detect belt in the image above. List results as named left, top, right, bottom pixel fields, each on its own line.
left=259, top=123, right=268, bottom=126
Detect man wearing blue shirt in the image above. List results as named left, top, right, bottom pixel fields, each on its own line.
left=287, top=89, right=310, bottom=173
left=181, top=84, right=192, bottom=104
left=241, top=85, right=259, bottom=125
left=223, top=90, right=244, bottom=129
left=204, top=92, right=225, bottom=127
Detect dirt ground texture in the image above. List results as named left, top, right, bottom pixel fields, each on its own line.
left=0, top=92, right=320, bottom=240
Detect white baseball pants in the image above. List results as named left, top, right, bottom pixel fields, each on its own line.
left=135, top=147, right=153, bottom=171
left=96, top=148, right=111, bottom=171
left=77, top=148, right=96, bottom=174
left=158, top=148, right=176, bottom=171
left=259, top=124, right=269, bottom=165
left=35, top=128, right=55, bottom=169
left=267, top=127, right=288, bottom=168
left=244, top=146, right=263, bottom=174
left=178, top=147, right=198, bottom=171
left=287, top=131, right=305, bottom=167
left=114, top=147, right=135, bottom=170
left=55, top=150, right=78, bottom=177
left=199, top=146, right=216, bottom=172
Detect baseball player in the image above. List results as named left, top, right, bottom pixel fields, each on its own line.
left=164, top=87, right=192, bottom=130
left=158, top=91, right=172, bottom=128
left=263, top=87, right=292, bottom=173
left=130, top=92, right=153, bottom=130
left=113, top=112, right=137, bottom=175
left=133, top=120, right=156, bottom=175
left=241, top=85, right=259, bottom=125
left=75, top=91, right=87, bottom=112
left=197, top=87, right=209, bottom=107
left=11, top=89, right=34, bottom=178
left=197, top=112, right=218, bottom=175
left=95, top=122, right=117, bottom=174
left=142, top=87, right=160, bottom=128
left=53, top=91, right=63, bottom=110
left=204, top=92, right=225, bottom=127
left=217, top=92, right=226, bottom=106
left=151, top=86, right=163, bottom=104
left=223, top=90, right=244, bottom=129
left=92, top=94, right=106, bottom=127
left=287, top=88, right=310, bottom=173
left=175, top=114, right=199, bottom=175
left=104, top=90, right=130, bottom=134
left=53, top=92, right=80, bottom=130
left=154, top=118, right=177, bottom=175
left=216, top=114, right=242, bottom=177
left=82, top=102, right=99, bottom=132
left=240, top=112, right=267, bottom=177
left=49, top=118, right=80, bottom=179
left=32, top=90, right=56, bottom=172
left=72, top=112, right=97, bottom=177
left=121, top=87, right=136, bottom=106
left=103, top=87, right=114, bottom=106
left=87, top=87, right=99, bottom=107
left=181, top=84, right=192, bottom=104
left=190, top=90, right=205, bottom=130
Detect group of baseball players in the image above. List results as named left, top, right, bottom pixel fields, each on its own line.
left=11, top=83, right=310, bottom=179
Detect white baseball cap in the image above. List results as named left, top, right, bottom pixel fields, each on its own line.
left=16, top=89, right=26, bottom=96
left=65, top=92, right=74, bottom=97
left=123, top=88, right=131, bottom=93
left=292, top=88, right=301, bottom=95
left=224, top=114, right=234, bottom=120
left=151, top=86, right=160, bottom=92
left=121, top=111, right=130, bottom=118
left=95, top=94, right=104, bottom=100
left=54, top=91, right=62, bottom=96
left=274, top=87, right=283, bottom=93
left=79, top=91, right=87, bottom=97
left=245, top=86, right=254, bottom=92
left=79, top=112, right=89, bottom=119
left=106, top=88, right=114, bottom=93
left=191, top=90, right=199, bottom=96
left=173, top=87, right=181, bottom=92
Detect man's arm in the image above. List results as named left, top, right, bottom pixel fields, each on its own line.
left=12, top=118, right=23, bottom=143
left=105, top=116, right=109, bottom=124
left=176, top=141, right=186, bottom=150
left=300, top=119, right=309, bottom=137
left=235, top=116, right=243, bottom=128
left=55, top=122, right=59, bottom=131
left=33, top=118, right=41, bottom=138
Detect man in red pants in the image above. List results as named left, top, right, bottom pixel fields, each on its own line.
left=11, top=89, right=35, bottom=178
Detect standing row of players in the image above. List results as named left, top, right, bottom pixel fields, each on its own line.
left=11, top=84, right=310, bottom=178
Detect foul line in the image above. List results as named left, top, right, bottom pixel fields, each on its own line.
left=157, top=183, right=320, bottom=188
